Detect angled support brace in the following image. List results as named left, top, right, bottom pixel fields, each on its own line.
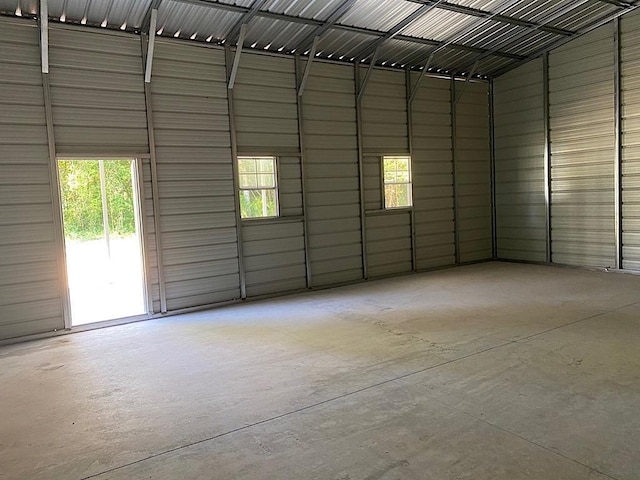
left=228, top=23, right=248, bottom=90
left=409, top=52, right=435, bottom=105
left=357, top=47, right=381, bottom=102
left=40, top=0, right=49, bottom=73
left=298, top=36, right=320, bottom=97
left=144, top=9, right=158, bottom=83
left=453, top=60, right=479, bottom=107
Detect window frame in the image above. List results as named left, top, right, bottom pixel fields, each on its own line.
left=237, top=155, right=280, bottom=220
left=381, top=155, right=413, bottom=210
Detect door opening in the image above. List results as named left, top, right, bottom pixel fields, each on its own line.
left=58, top=159, right=147, bottom=325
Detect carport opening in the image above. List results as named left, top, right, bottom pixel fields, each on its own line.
left=58, top=159, right=146, bottom=326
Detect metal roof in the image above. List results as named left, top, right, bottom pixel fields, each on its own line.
left=0, top=0, right=637, bottom=77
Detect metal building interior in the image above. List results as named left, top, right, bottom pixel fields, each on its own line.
left=1, top=0, right=640, bottom=478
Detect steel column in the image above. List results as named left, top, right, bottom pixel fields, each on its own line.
left=543, top=52, right=552, bottom=264
left=614, top=18, right=623, bottom=270
left=406, top=68, right=418, bottom=272
left=294, top=54, right=313, bottom=288
left=489, top=79, right=497, bottom=260
left=355, top=63, right=369, bottom=279
left=451, top=75, right=460, bottom=264
left=141, top=34, right=167, bottom=312
left=225, top=45, right=247, bottom=298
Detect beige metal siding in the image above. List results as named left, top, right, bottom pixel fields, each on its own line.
left=494, top=59, right=546, bottom=262
left=0, top=18, right=64, bottom=339
left=48, top=26, right=149, bottom=155
left=151, top=41, right=240, bottom=310
left=234, top=54, right=299, bottom=154
left=361, top=67, right=413, bottom=276
left=140, top=159, right=161, bottom=313
left=302, top=62, right=363, bottom=286
left=621, top=10, right=640, bottom=270
left=549, top=25, right=616, bottom=268
left=455, top=81, right=492, bottom=262
left=366, top=212, right=413, bottom=277
left=411, top=75, right=455, bottom=269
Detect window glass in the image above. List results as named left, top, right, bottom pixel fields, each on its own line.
left=383, top=155, right=412, bottom=208
left=238, top=157, right=278, bottom=219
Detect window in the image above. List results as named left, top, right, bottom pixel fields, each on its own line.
left=238, top=156, right=278, bottom=219
left=383, top=155, right=412, bottom=208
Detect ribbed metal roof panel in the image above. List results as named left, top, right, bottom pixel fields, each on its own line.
left=400, top=9, right=479, bottom=41
left=261, top=0, right=347, bottom=21
left=244, top=16, right=317, bottom=51
left=0, top=0, right=37, bottom=16
left=316, top=28, right=379, bottom=60
left=338, top=0, right=422, bottom=31
left=157, top=1, right=243, bottom=40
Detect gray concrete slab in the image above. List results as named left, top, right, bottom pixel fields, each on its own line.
left=1, top=262, right=639, bottom=479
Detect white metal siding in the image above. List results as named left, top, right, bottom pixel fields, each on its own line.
left=549, top=25, right=616, bottom=268
left=0, top=18, right=64, bottom=339
left=151, top=41, right=240, bottom=310
left=455, top=81, right=492, bottom=262
left=48, top=26, right=149, bottom=155
left=411, top=75, right=455, bottom=269
left=621, top=10, right=640, bottom=270
left=141, top=159, right=161, bottom=313
left=494, top=59, right=546, bottom=262
left=302, top=62, right=363, bottom=286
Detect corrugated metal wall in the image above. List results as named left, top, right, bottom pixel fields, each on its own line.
left=151, top=40, right=240, bottom=310
left=302, top=62, right=363, bottom=286
left=360, top=67, right=413, bottom=277
left=0, top=18, right=65, bottom=340
left=454, top=81, right=493, bottom=262
left=549, top=25, right=616, bottom=268
left=494, top=59, right=547, bottom=262
left=49, top=27, right=149, bottom=155
left=621, top=10, right=640, bottom=270
left=233, top=54, right=307, bottom=295
left=0, top=21, right=496, bottom=342
left=411, top=75, right=456, bottom=269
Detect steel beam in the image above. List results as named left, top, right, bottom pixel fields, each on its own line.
left=489, top=79, right=497, bottom=260
left=493, top=4, right=638, bottom=77
left=452, top=60, right=479, bottom=107
left=226, top=0, right=268, bottom=44
left=352, top=2, right=442, bottom=61
left=39, top=0, right=49, bottom=73
left=357, top=47, right=381, bottom=102
left=172, top=0, right=524, bottom=61
left=294, top=54, right=313, bottom=288
left=228, top=23, right=247, bottom=90
left=407, top=0, right=575, bottom=36
left=144, top=8, right=157, bottom=83
left=140, top=0, right=162, bottom=34
left=408, top=53, right=434, bottom=105
left=298, top=36, right=319, bottom=97
left=294, top=0, right=357, bottom=53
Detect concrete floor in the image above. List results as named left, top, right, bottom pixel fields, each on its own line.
left=1, top=262, right=639, bottom=480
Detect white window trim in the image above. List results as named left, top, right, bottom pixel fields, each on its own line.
left=237, top=155, right=280, bottom=220
left=382, top=155, right=413, bottom=209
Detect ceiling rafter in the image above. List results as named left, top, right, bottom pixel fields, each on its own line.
left=406, top=0, right=575, bottom=36
left=226, top=0, right=269, bottom=45
left=351, top=2, right=443, bottom=61
left=293, top=0, right=357, bottom=53
left=172, top=0, right=525, bottom=60
left=140, top=0, right=162, bottom=34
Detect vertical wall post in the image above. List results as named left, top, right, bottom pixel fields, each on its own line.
left=355, top=63, right=369, bottom=279
left=543, top=52, right=552, bottom=264
left=614, top=18, right=623, bottom=270
left=141, top=35, right=167, bottom=312
left=40, top=2, right=73, bottom=329
left=451, top=75, right=460, bottom=264
left=489, top=79, right=498, bottom=260
left=294, top=54, right=313, bottom=288
left=225, top=45, right=247, bottom=299
left=406, top=68, right=418, bottom=272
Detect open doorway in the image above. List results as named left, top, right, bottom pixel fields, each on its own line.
left=58, top=159, right=147, bottom=326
